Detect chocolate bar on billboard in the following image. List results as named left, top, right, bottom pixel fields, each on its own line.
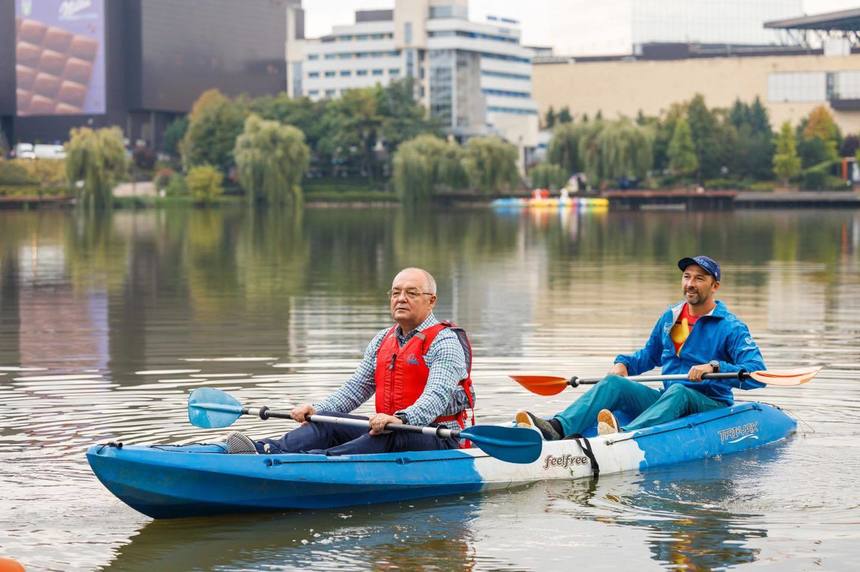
left=16, top=65, right=36, bottom=90
left=18, top=19, right=47, bottom=44
left=54, top=102, right=83, bottom=114
left=38, top=49, right=67, bottom=76
left=63, top=58, right=94, bottom=85
left=16, top=89, right=32, bottom=110
left=69, top=36, right=99, bottom=61
left=16, top=41, right=42, bottom=66
left=57, top=81, right=88, bottom=107
left=44, top=26, right=74, bottom=53
left=28, top=94, right=56, bottom=115
left=33, top=73, right=62, bottom=98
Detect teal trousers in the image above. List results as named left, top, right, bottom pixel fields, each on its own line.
left=554, top=375, right=725, bottom=436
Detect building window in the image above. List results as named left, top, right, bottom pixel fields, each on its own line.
left=482, top=88, right=531, bottom=99
left=481, top=69, right=530, bottom=81
left=325, top=89, right=336, bottom=98
left=768, top=72, right=826, bottom=103
left=325, top=71, right=336, bottom=78
left=340, top=70, right=351, bottom=77
left=404, top=22, right=412, bottom=44
left=357, top=69, right=368, bottom=76
left=325, top=53, right=336, bottom=60
left=487, top=106, right=538, bottom=115
left=372, top=69, right=384, bottom=76
left=309, top=89, right=319, bottom=96
left=308, top=72, right=320, bottom=78
left=389, top=68, right=400, bottom=76
left=308, top=54, right=319, bottom=61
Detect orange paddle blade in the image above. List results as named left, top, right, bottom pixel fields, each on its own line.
left=749, top=366, right=821, bottom=386
left=509, top=375, right=570, bottom=396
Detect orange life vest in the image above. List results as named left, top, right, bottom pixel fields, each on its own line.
left=374, top=321, right=475, bottom=429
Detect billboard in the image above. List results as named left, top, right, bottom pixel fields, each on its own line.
left=15, top=0, right=106, bottom=116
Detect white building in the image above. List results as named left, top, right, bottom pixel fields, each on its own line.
left=558, top=0, right=804, bottom=57
left=291, top=0, right=539, bottom=167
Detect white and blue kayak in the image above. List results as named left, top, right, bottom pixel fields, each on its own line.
left=86, top=401, right=795, bottom=519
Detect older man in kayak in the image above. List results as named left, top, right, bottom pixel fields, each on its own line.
left=226, top=267, right=475, bottom=455
left=517, top=255, right=766, bottom=439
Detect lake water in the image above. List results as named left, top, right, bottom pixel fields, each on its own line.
left=1, top=206, right=858, bottom=571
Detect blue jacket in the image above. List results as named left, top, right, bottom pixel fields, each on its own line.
left=614, top=300, right=766, bottom=405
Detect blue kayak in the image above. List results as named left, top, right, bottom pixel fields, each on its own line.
left=87, top=402, right=795, bottom=519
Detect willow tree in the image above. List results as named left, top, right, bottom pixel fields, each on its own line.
left=547, top=122, right=587, bottom=175
left=234, top=114, right=310, bottom=205
left=594, top=119, right=653, bottom=183
left=462, top=136, right=520, bottom=194
left=65, top=126, right=127, bottom=209
left=392, top=134, right=466, bottom=202
left=773, top=122, right=801, bottom=187
left=667, top=117, right=698, bottom=179
left=529, top=162, right=568, bottom=190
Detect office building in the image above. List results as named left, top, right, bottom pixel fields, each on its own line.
left=293, top=0, right=539, bottom=166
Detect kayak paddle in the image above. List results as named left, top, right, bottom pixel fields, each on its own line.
left=187, top=387, right=542, bottom=464
left=510, top=367, right=822, bottom=396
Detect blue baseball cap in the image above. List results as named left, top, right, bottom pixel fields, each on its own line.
left=678, top=255, right=721, bottom=282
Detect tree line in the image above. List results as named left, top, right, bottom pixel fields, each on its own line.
left=540, top=94, right=851, bottom=192
left=15, top=84, right=856, bottom=208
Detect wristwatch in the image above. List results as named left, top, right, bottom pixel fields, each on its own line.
left=708, top=360, right=720, bottom=372
left=394, top=412, right=408, bottom=424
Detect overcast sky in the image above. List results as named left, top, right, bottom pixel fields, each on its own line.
left=304, top=0, right=860, bottom=53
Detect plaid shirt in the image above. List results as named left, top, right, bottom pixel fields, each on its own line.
left=314, top=313, right=471, bottom=429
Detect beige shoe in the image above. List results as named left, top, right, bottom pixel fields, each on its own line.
left=515, top=410, right=562, bottom=441
left=597, top=409, right=619, bottom=435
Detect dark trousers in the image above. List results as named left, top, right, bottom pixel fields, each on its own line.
left=256, top=411, right=459, bottom=455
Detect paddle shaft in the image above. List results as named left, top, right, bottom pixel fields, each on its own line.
left=241, top=406, right=464, bottom=440
left=571, top=371, right=747, bottom=387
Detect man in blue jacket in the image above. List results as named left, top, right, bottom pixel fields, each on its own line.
left=517, top=255, right=766, bottom=439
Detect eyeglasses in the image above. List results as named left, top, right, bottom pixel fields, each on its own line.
left=387, top=288, right=435, bottom=300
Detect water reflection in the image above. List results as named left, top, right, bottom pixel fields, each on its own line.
left=1, top=207, right=859, bottom=571
left=101, top=498, right=478, bottom=572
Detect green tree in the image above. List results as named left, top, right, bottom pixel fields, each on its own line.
left=186, top=164, right=224, bottom=204
left=392, top=134, right=466, bottom=202
left=318, top=88, right=383, bottom=179
left=462, top=136, right=520, bottom=194
left=667, top=117, right=698, bottom=178
left=797, top=105, right=840, bottom=167
left=378, top=78, right=440, bottom=155
left=686, top=94, right=731, bottom=180
left=544, top=106, right=556, bottom=129
left=773, top=121, right=801, bottom=187
left=234, top=114, right=311, bottom=205
left=161, top=117, right=188, bottom=157
left=180, top=89, right=248, bottom=174
left=529, top=162, right=568, bottom=190
left=557, top=106, right=573, bottom=124
left=65, top=126, right=127, bottom=209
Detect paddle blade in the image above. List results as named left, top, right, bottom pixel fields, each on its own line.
left=461, top=425, right=543, bottom=464
left=188, top=387, right=244, bottom=428
left=749, top=367, right=821, bottom=387
left=509, top=374, right=569, bottom=396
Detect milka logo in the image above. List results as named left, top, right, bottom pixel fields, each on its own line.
left=59, top=0, right=93, bottom=18
left=542, top=454, right=589, bottom=470
left=719, top=421, right=759, bottom=444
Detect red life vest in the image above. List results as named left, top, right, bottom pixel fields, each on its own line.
left=374, top=321, right=475, bottom=429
